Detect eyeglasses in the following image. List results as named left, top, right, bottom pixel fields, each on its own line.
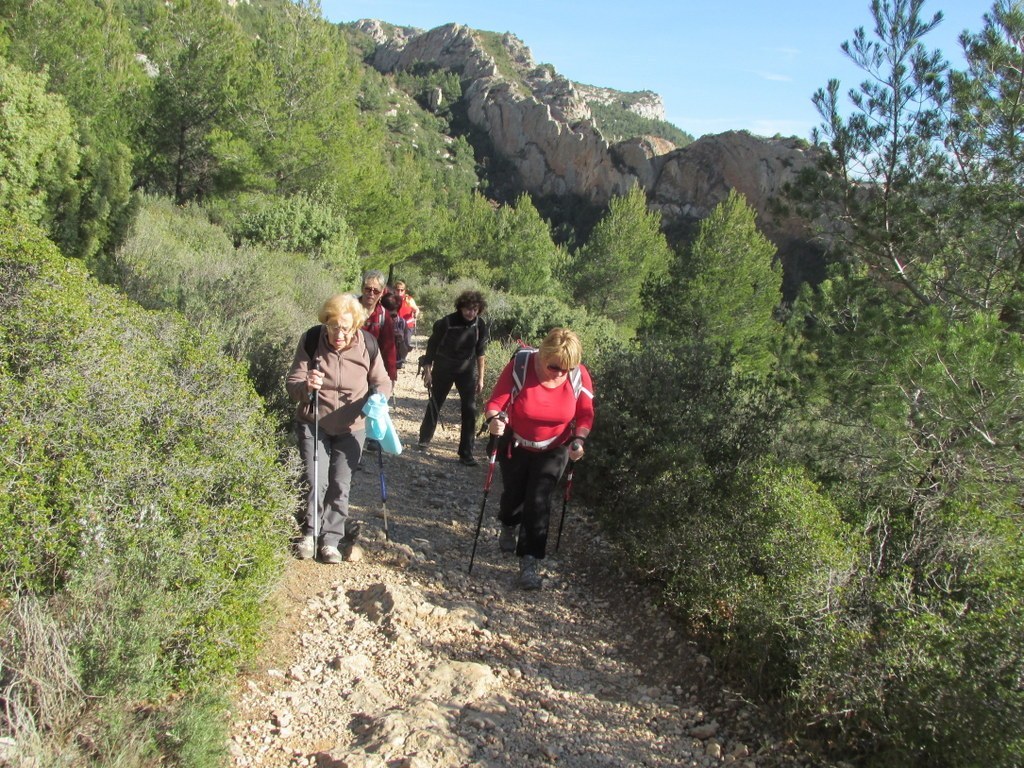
left=546, top=364, right=569, bottom=374
left=362, top=285, right=383, bottom=295
left=326, top=323, right=356, bottom=337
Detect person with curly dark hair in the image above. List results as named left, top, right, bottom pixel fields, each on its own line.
left=417, top=290, right=489, bottom=465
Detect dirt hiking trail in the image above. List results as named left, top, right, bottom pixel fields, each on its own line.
left=228, top=358, right=826, bottom=768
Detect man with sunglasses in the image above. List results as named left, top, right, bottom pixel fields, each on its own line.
left=356, top=269, right=398, bottom=384
left=483, top=328, right=595, bottom=590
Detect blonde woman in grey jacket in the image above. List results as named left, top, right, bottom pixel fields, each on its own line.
left=287, top=294, right=392, bottom=564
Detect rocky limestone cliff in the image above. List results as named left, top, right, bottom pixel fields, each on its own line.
left=574, top=83, right=666, bottom=122
left=357, top=21, right=823, bottom=289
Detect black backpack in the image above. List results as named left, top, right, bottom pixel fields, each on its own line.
left=392, top=313, right=411, bottom=361
left=303, top=325, right=379, bottom=367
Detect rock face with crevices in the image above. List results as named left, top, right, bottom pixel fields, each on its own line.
left=354, top=19, right=824, bottom=289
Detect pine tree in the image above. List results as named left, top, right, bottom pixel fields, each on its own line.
left=569, top=184, right=672, bottom=329
left=652, top=190, right=781, bottom=377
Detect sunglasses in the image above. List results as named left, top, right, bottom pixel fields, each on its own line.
left=362, top=285, right=383, bottom=295
left=546, top=364, right=569, bottom=374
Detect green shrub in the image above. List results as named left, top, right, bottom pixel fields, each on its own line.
left=583, top=338, right=783, bottom=519
left=679, top=464, right=857, bottom=695
left=584, top=339, right=830, bottom=682
left=113, top=195, right=346, bottom=422
left=0, top=215, right=294, bottom=764
left=485, top=292, right=623, bottom=353
left=788, top=502, right=1024, bottom=767
left=0, top=60, right=81, bottom=246
left=212, top=190, right=360, bottom=279
left=785, top=291, right=1024, bottom=762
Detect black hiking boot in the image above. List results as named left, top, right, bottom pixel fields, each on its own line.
left=499, top=525, right=517, bottom=554
left=518, top=555, right=542, bottom=590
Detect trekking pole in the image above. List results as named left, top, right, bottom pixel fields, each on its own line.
left=376, top=446, right=390, bottom=541
left=555, top=460, right=575, bottom=553
left=468, top=432, right=500, bottom=574
left=425, top=380, right=446, bottom=437
left=312, top=388, right=320, bottom=559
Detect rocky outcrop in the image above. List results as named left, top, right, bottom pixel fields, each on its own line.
left=652, top=131, right=816, bottom=242
left=359, top=21, right=822, bottom=287
left=651, top=131, right=823, bottom=295
left=575, top=83, right=666, bottom=121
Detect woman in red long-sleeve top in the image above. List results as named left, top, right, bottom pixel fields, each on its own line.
left=483, top=328, right=595, bottom=590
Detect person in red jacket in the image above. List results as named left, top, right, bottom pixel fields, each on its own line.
left=357, top=269, right=398, bottom=384
left=483, top=327, right=595, bottom=590
left=393, top=280, right=419, bottom=332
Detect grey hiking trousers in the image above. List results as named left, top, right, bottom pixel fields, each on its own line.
left=295, top=421, right=365, bottom=548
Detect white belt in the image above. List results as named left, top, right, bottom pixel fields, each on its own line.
left=512, top=432, right=559, bottom=450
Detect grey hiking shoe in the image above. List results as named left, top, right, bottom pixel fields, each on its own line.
left=499, top=525, right=517, bottom=554
left=295, top=535, right=315, bottom=560
left=518, top=555, right=542, bottom=590
left=319, top=545, right=343, bottom=564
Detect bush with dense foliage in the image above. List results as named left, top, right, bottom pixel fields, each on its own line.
left=0, top=216, right=294, bottom=765
left=0, top=60, right=81, bottom=246
left=113, top=195, right=348, bottom=421
left=586, top=339, right=831, bottom=662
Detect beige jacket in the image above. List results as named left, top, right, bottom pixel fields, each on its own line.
left=286, top=327, right=393, bottom=435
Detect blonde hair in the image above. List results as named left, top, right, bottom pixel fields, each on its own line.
left=318, top=293, right=367, bottom=328
left=538, top=327, right=582, bottom=370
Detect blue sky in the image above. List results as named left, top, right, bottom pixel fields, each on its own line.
left=320, top=0, right=993, bottom=140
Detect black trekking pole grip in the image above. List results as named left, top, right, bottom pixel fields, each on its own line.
left=307, top=356, right=321, bottom=403
left=468, top=433, right=500, bottom=574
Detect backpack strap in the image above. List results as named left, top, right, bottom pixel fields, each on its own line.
left=508, top=347, right=536, bottom=411
left=303, top=324, right=322, bottom=363
left=512, top=348, right=536, bottom=409
left=568, top=367, right=583, bottom=399
left=360, top=329, right=379, bottom=367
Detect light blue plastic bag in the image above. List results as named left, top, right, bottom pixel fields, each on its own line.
left=362, top=393, right=402, bottom=455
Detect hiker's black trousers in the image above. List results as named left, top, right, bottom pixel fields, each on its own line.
left=418, top=364, right=477, bottom=459
left=496, top=437, right=569, bottom=559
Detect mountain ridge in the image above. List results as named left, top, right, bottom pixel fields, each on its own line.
left=351, top=19, right=825, bottom=297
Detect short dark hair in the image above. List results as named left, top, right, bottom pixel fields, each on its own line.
left=380, top=292, right=400, bottom=313
left=455, top=290, right=486, bottom=313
